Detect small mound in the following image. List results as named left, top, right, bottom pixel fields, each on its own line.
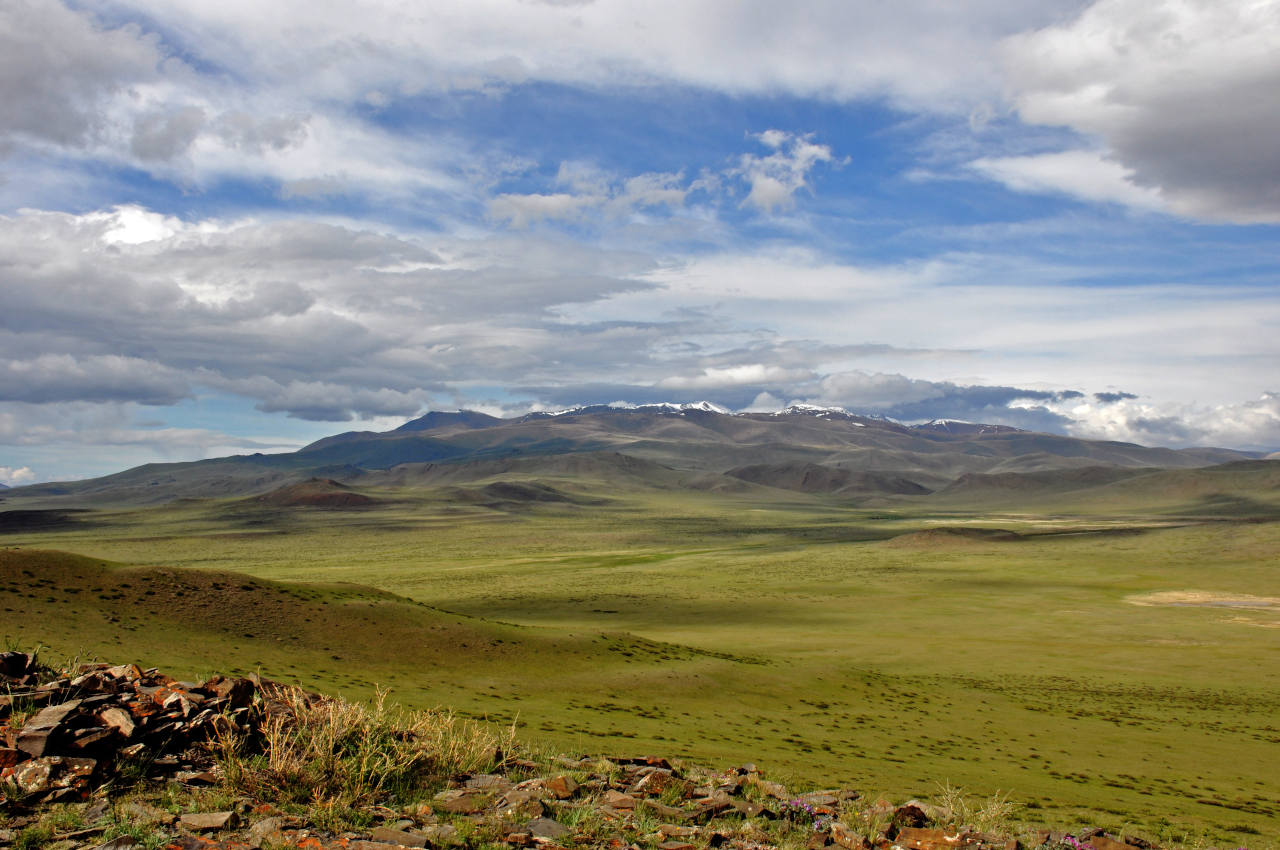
left=255, top=478, right=378, bottom=508
left=883, top=526, right=1022, bottom=548
left=440, top=480, right=590, bottom=509
left=479, top=481, right=575, bottom=503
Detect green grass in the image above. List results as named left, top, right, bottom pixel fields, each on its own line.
left=3, top=480, right=1278, bottom=848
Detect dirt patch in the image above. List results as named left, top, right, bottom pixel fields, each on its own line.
left=1125, top=590, right=1280, bottom=610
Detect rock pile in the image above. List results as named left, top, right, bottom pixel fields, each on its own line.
left=1, top=651, right=260, bottom=803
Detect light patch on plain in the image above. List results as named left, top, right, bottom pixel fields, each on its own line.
left=1126, top=591, right=1280, bottom=610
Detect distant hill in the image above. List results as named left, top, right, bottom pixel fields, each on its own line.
left=1, top=403, right=1265, bottom=508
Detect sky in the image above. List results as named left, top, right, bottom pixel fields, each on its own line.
left=2, top=0, right=1279, bottom=484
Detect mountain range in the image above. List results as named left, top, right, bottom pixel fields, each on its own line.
left=4, top=402, right=1274, bottom=512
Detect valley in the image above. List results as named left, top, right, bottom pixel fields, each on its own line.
left=2, top=406, right=1278, bottom=847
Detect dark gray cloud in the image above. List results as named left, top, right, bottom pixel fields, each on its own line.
left=131, top=106, right=206, bottom=160
left=1094, top=391, right=1137, bottom=404
left=0, top=355, right=188, bottom=405
left=1004, top=1, right=1280, bottom=222
left=0, top=1, right=162, bottom=148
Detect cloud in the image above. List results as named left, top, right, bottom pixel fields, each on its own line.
left=803, top=369, right=1080, bottom=431
left=489, top=164, right=692, bottom=228
left=1002, top=0, right=1280, bottom=222
left=0, top=466, right=37, bottom=486
left=1094, top=391, right=1137, bottom=404
left=130, top=106, right=207, bottom=160
left=658, top=364, right=816, bottom=390
left=0, top=0, right=163, bottom=148
left=970, top=149, right=1165, bottom=211
left=1047, top=392, right=1280, bottom=451
left=0, top=355, right=189, bottom=404
left=735, top=131, right=835, bottom=213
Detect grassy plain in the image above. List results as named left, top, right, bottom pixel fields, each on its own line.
left=3, top=480, right=1279, bottom=847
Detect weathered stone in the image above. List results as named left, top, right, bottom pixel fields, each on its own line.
left=639, top=799, right=687, bottom=821
left=369, top=827, right=428, bottom=847
left=180, top=811, right=239, bottom=831
left=545, top=775, right=579, bottom=799
left=204, top=676, right=255, bottom=708
left=465, top=773, right=513, bottom=792
left=14, top=758, right=56, bottom=793
left=90, top=838, right=139, bottom=850
left=0, top=747, right=27, bottom=770
left=829, top=822, right=868, bottom=850
left=892, top=828, right=958, bottom=850
left=731, top=800, right=777, bottom=819
left=525, top=817, right=568, bottom=840
left=808, top=830, right=834, bottom=850
left=436, top=790, right=489, bottom=814
left=751, top=778, right=791, bottom=800
left=106, top=664, right=142, bottom=681
left=420, top=825, right=461, bottom=846
left=122, top=802, right=175, bottom=824
left=602, top=790, right=637, bottom=810
left=69, top=727, right=117, bottom=750
left=1087, top=836, right=1137, bottom=850
left=657, top=826, right=698, bottom=839
left=890, top=803, right=931, bottom=831
left=175, top=769, right=219, bottom=784
left=246, top=816, right=287, bottom=849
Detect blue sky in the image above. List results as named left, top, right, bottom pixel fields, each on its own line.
left=2, top=0, right=1279, bottom=483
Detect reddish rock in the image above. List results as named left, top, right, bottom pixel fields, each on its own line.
left=830, top=822, right=869, bottom=850
left=1088, top=836, right=1138, bottom=850
left=603, top=790, right=637, bottom=809
left=893, top=828, right=960, bottom=850
left=0, top=747, right=28, bottom=771
left=545, top=775, right=578, bottom=799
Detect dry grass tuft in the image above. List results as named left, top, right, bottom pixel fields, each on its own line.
left=217, top=683, right=514, bottom=818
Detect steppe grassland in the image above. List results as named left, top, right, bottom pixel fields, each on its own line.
left=4, top=486, right=1279, bottom=847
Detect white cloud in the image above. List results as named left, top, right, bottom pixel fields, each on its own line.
left=1002, top=0, right=1280, bottom=222
left=0, top=466, right=37, bottom=486
left=488, top=166, right=692, bottom=228
left=658, top=364, right=815, bottom=390
left=735, top=131, right=835, bottom=213
left=970, top=149, right=1165, bottom=211
left=1048, top=392, right=1280, bottom=451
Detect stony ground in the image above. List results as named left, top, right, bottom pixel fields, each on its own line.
left=0, top=652, right=1220, bottom=850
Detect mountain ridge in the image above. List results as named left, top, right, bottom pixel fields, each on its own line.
left=1, top=404, right=1266, bottom=507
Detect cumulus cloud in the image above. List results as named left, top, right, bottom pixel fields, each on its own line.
left=0, top=466, right=37, bottom=486
left=0, top=205, right=672, bottom=422
left=1002, top=0, right=1280, bottom=222
left=734, top=131, right=835, bottom=213
left=1047, top=392, right=1280, bottom=451
left=0, top=0, right=163, bottom=148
